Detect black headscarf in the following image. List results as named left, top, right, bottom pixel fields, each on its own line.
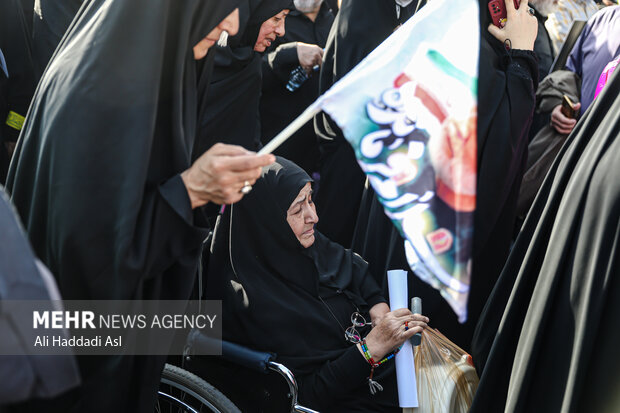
left=194, top=0, right=294, bottom=155
left=211, top=0, right=295, bottom=82
left=240, top=0, right=296, bottom=50
left=5, top=1, right=242, bottom=411
left=351, top=0, right=538, bottom=351
left=470, top=70, right=620, bottom=413
left=7, top=0, right=241, bottom=301
left=207, top=157, right=392, bottom=411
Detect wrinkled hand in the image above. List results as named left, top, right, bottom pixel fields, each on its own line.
left=181, top=143, right=275, bottom=208
left=550, top=102, right=580, bottom=135
left=296, top=42, right=323, bottom=73
left=362, top=308, right=428, bottom=360
left=369, top=302, right=390, bottom=327
left=487, top=0, right=538, bottom=51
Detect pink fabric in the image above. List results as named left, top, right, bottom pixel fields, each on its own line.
left=594, top=57, right=619, bottom=100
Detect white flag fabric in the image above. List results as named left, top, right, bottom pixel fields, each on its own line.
left=318, top=0, right=480, bottom=322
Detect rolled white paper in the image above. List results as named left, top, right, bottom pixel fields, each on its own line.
left=387, top=269, right=418, bottom=408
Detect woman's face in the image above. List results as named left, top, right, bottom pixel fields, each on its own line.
left=253, top=10, right=289, bottom=52
left=193, top=8, right=240, bottom=60
left=286, top=182, right=318, bottom=248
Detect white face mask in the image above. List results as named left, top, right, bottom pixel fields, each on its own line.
left=293, top=0, right=323, bottom=13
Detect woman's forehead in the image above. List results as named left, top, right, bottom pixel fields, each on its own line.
left=290, top=183, right=312, bottom=202
left=298, top=182, right=312, bottom=195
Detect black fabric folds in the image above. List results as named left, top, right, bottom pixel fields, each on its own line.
left=195, top=0, right=294, bottom=156
left=31, top=0, right=84, bottom=78
left=7, top=0, right=240, bottom=300
left=352, top=0, right=538, bottom=351
left=20, top=0, right=35, bottom=35
left=207, top=157, right=396, bottom=412
left=313, top=0, right=418, bottom=248
left=5, top=0, right=241, bottom=411
left=470, top=69, right=620, bottom=413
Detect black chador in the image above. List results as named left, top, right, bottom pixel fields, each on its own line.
left=194, top=0, right=294, bottom=157
left=470, top=68, right=620, bottom=413
left=31, top=0, right=84, bottom=78
left=6, top=1, right=241, bottom=411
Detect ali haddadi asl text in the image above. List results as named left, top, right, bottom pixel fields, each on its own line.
left=34, top=335, right=121, bottom=347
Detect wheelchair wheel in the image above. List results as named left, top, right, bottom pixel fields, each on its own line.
left=156, top=363, right=241, bottom=413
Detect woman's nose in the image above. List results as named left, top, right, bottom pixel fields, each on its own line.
left=305, top=206, right=318, bottom=224
left=220, top=8, right=240, bottom=36
left=275, top=20, right=285, bottom=37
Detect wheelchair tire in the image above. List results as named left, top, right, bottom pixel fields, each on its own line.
left=156, top=363, right=241, bottom=413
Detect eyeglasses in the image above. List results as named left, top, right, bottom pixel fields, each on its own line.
left=319, top=296, right=369, bottom=345
left=344, top=312, right=368, bottom=344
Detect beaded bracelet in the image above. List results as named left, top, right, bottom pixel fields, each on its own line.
left=360, top=338, right=402, bottom=394
left=360, top=339, right=401, bottom=367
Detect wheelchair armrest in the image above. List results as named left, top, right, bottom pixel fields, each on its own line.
left=187, top=328, right=275, bottom=374
left=222, top=340, right=276, bottom=374
left=186, top=329, right=319, bottom=413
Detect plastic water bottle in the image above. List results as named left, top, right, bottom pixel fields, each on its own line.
left=286, top=66, right=308, bottom=92
left=286, top=65, right=320, bottom=92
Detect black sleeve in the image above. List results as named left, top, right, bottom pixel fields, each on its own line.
left=352, top=254, right=387, bottom=309
left=127, top=174, right=209, bottom=283
left=508, top=49, right=540, bottom=87
left=265, top=42, right=299, bottom=84
left=159, top=173, right=194, bottom=225
left=474, top=46, right=538, bottom=253
left=296, top=345, right=371, bottom=410
left=55, top=172, right=209, bottom=299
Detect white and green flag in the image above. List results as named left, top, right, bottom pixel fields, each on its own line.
left=262, top=0, right=480, bottom=322
left=320, top=0, right=479, bottom=322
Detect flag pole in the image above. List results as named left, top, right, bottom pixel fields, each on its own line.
left=258, top=100, right=323, bottom=155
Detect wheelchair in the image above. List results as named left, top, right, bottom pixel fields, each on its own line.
left=157, top=328, right=318, bottom=413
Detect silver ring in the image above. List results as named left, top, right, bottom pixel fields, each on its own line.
left=528, top=7, right=535, bottom=16
left=241, top=181, right=252, bottom=194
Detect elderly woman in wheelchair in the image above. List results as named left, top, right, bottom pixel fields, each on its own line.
left=170, top=157, right=425, bottom=413
left=158, top=157, right=428, bottom=412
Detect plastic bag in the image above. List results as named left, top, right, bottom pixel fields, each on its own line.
left=412, top=328, right=479, bottom=413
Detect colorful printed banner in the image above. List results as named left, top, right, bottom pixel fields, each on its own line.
left=318, top=0, right=479, bottom=322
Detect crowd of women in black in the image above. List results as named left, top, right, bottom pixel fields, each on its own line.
left=1, top=0, right=619, bottom=412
